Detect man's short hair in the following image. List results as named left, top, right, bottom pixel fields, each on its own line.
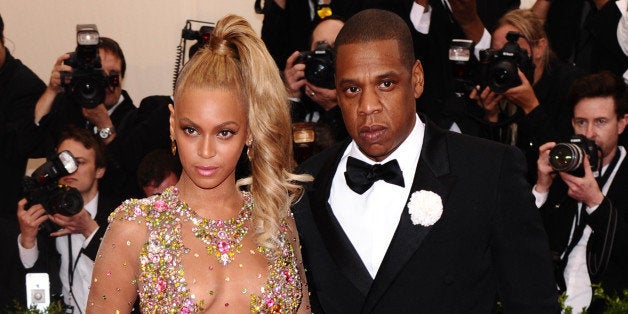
left=99, top=37, right=126, bottom=78
left=334, top=9, right=415, bottom=69
left=58, top=126, right=107, bottom=169
left=137, top=149, right=181, bottom=189
left=567, top=71, right=628, bottom=117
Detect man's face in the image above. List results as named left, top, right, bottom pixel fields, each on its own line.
left=335, top=39, right=423, bottom=161
left=99, top=48, right=123, bottom=109
left=310, top=19, right=344, bottom=50
left=143, top=171, right=179, bottom=196
left=57, top=139, right=104, bottom=199
left=572, top=96, right=627, bottom=165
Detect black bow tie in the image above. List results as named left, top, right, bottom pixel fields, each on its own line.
left=344, top=156, right=405, bottom=194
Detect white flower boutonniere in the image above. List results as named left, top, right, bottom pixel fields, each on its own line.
left=407, top=190, right=443, bottom=226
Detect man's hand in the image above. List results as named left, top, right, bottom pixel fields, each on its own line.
left=49, top=209, right=99, bottom=239
left=501, top=70, right=540, bottom=114
left=16, top=199, right=48, bottom=249
left=535, top=142, right=557, bottom=193
left=284, top=51, right=306, bottom=99
left=47, top=53, right=73, bottom=94
left=449, top=0, right=484, bottom=43
left=305, top=83, right=338, bottom=111
left=559, top=156, right=605, bottom=208
left=469, top=85, right=504, bottom=122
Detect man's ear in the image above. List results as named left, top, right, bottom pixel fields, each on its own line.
left=96, top=167, right=106, bottom=180
left=618, top=113, right=628, bottom=135
left=412, top=60, right=424, bottom=99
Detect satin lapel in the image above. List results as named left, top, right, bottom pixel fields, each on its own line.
left=362, top=117, right=457, bottom=312
left=309, top=144, right=374, bottom=296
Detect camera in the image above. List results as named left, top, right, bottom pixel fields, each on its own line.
left=22, top=150, right=84, bottom=216
left=549, top=134, right=601, bottom=177
left=296, top=41, right=335, bottom=89
left=477, top=31, right=535, bottom=93
left=62, top=24, right=115, bottom=109
left=450, top=32, right=534, bottom=94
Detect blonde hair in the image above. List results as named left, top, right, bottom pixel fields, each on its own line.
left=173, top=14, right=310, bottom=249
left=496, top=9, right=552, bottom=69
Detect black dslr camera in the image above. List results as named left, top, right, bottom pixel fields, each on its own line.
left=549, top=135, right=601, bottom=177
left=62, top=24, right=117, bottom=109
left=476, top=31, right=535, bottom=93
left=22, top=151, right=84, bottom=216
left=296, top=41, right=335, bottom=89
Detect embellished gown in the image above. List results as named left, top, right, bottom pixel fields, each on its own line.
left=88, top=187, right=304, bottom=313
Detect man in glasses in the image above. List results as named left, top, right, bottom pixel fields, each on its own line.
left=33, top=36, right=139, bottom=204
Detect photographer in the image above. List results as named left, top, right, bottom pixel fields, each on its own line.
left=33, top=35, right=139, bottom=204
left=284, top=16, right=348, bottom=157
left=467, top=9, right=585, bottom=183
left=16, top=126, right=117, bottom=313
left=0, top=13, right=47, bottom=307
left=533, top=71, right=628, bottom=313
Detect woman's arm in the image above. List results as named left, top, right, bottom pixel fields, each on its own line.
left=86, top=214, right=146, bottom=313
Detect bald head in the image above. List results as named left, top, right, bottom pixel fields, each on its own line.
left=335, top=9, right=415, bottom=69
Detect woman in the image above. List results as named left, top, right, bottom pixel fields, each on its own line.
left=87, top=14, right=311, bottom=313
left=468, top=9, right=585, bottom=183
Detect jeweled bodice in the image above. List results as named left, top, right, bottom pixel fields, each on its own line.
left=111, top=187, right=303, bottom=313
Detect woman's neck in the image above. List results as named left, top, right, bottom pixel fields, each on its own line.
left=175, top=175, right=242, bottom=219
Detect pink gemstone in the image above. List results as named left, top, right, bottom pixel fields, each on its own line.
left=216, top=220, right=224, bottom=227
left=217, top=241, right=230, bottom=253
left=265, top=298, right=274, bottom=307
left=217, top=230, right=227, bottom=239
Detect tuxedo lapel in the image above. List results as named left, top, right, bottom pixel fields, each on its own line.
left=308, top=143, right=374, bottom=296
left=362, top=118, right=457, bottom=312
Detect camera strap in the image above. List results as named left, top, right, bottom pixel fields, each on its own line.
left=596, top=149, right=620, bottom=189
left=66, top=234, right=84, bottom=314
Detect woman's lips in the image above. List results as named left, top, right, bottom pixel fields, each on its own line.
left=195, top=165, right=219, bottom=177
left=359, top=124, right=386, bottom=142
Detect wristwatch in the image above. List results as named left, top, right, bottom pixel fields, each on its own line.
left=97, top=126, right=115, bottom=140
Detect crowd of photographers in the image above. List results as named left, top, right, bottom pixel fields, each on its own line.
left=1, top=0, right=628, bottom=312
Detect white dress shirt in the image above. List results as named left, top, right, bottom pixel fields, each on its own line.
left=18, top=194, right=101, bottom=313
left=617, top=0, right=628, bottom=83
left=533, top=147, right=626, bottom=312
left=328, top=115, right=424, bottom=278
left=409, top=1, right=491, bottom=60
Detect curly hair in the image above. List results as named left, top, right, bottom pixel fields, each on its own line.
left=173, top=14, right=311, bottom=249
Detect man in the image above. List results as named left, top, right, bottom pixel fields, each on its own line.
left=293, top=9, right=559, bottom=312
left=284, top=16, right=349, bottom=159
left=34, top=37, right=140, bottom=203
left=0, top=13, right=47, bottom=307
left=136, top=148, right=180, bottom=196
left=532, top=0, right=628, bottom=78
left=534, top=71, right=628, bottom=312
left=16, top=126, right=117, bottom=312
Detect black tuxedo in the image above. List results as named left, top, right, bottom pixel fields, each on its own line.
left=540, top=149, right=628, bottom=311
left=293, top=117, right=558, bottom=313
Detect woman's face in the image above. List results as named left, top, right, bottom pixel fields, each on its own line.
left=170, top=88, right=248, bottom=191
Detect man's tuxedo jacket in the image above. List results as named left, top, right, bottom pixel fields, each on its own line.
left=293, top=117, right=558, bottom=313
left=540, top=149, right=628, bottom=308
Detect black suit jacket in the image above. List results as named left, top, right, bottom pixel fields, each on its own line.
left=293, top=117, right=559, bottom=313
left=545, top=0, right=628, bottom=77
left=540, top=149, right=628, bottom=310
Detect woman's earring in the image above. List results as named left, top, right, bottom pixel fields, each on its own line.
left=246, top=140, right=253, bottom=161
left=171, top=138, right=177, bottom=156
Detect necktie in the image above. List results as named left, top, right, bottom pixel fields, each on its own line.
left=344, top=156, right=405, bottom=194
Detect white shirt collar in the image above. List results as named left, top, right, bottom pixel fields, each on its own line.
left=106, top=93, right=125, bottom=116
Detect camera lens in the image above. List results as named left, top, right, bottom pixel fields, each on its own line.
left=549, top=143, right=584, bottom=172
left=489, top=61, right=519, bottom=93
left=48, top=186, right=84, bottom=216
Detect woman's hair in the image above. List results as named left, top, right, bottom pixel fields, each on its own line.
left=496, top=9, right=552, bottom=69
left=173, top=14, right=310, bottom=249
